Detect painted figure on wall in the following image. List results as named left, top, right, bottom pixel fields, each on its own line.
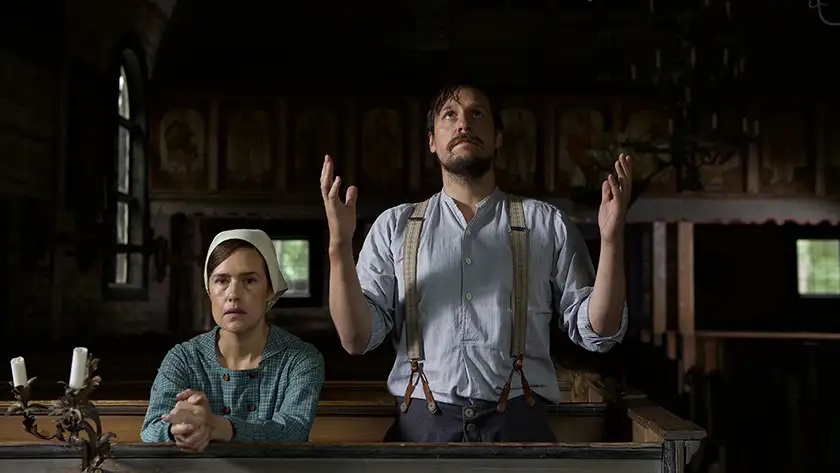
left=361, top=108, right=403, bottom=188
left=294, top=109, right=339, bottom=187
left=621, top=109, right=676, bottom=193
left=761, top=113, right=810, bottom=193
left=225, top=109, right=272, bottom=186
left=160, top=108, right=205, bottom=176
left=557, top=108, right=607, bottom=188
left=496, top=108, right=537, bottom=190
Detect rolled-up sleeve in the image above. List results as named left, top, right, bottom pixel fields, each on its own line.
left=550, top=210, right=627, bottom=353
left=357, top=210, right=400, bottom=353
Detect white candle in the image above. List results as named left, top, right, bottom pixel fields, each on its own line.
left=655, top=49, right=661, bottom=69
left=68, top=347, right=88, bottom=390
left=712, top=113, right=718, bottom=130
left=10, top=357, right=27, bottom=387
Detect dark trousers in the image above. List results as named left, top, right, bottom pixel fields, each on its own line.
left=384, top=395, right=557, bottom=443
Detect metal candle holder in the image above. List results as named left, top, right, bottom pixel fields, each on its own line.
left=5, top=355, right=116, bottom=473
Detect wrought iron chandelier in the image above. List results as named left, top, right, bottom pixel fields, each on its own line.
left=604, top=0, right=761, bottom=195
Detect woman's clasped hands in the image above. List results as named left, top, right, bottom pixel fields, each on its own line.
left=162, top=389, right=233, bottom=452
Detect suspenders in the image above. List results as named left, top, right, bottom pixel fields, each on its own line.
left=496, top=196, right=535, bottom=413
left=400, top=199, right=437, bottom=414
left=399, top=194, right=534, bottom=415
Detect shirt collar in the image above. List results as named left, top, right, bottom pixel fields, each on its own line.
left=196, top=324, right=288, bottom=366
left=439, top=186, right=504, bottom=211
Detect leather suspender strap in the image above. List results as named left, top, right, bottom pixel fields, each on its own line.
left=400, top=199, right=438, bottom=414
left=497, top=194, right=535, bottom=413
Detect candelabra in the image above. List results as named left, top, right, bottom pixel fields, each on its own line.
left=574, top=0, right=760, bottom=203
left=6, top=354, right=116, bottom=473
left=629, top=0, right=760, bottom=192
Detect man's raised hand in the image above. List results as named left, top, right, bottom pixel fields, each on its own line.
left=320, top=154, right=358, bottom=248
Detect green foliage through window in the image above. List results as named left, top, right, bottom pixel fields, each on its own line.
left=272, top=239, right=310, bottom=298
left=796, top=239, right=840, bottom=296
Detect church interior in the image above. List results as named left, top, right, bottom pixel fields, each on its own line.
left=1, top=0, right=839, bottom=471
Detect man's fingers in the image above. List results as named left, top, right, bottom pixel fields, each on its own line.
left=345, top=185, right=358, bottom=208
left=327, top=176, right=342, bottom=201
left=320, top=155, right=333, bottom=199
left=607, top=174, right=621, bottom=200
left=621, top=155, right=633, bottom=196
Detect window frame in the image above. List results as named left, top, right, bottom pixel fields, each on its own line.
left=101, top=44, right=151, bottom=302
left=199, top=218, right=326, bottom=309
left=795, top=237, right=840, bottom=299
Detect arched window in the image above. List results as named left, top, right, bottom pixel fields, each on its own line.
left=104, top=47, right=149, bottom=300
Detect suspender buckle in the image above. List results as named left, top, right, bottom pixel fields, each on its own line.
left=496, top=354, right=535, bottom=413
left=402, top=359, right=438, bottom=414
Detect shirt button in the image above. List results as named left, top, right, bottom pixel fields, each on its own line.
left=223, top=407, right=231, bottom=415
left=465, top=229, right=472, bottom=235
left=466, top=423, right=476, bottom=433
left=465, top=257, right=472, bottom=265
left=247, top=404, right=257, bottom=412
left=465, top=293, right=472, bottom=300
left=248, top=371, right=258, bottom=379
left=464, top=407, right=475, bottom=419
left=222, top=374, right=230, bottom=381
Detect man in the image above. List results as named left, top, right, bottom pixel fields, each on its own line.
left=320, top=84, right=630, bottom=442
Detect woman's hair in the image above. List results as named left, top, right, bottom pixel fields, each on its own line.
left=205, top=238, right=271, bottom=288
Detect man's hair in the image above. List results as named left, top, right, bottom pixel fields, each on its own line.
left=425, top=84, right=504, bottom=136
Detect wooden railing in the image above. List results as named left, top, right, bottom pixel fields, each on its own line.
left=0, top=365, right=705, bottom=472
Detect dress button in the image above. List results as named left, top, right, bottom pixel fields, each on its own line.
left=247, top=404, right=257, bottom=412
left=465, top=257, right=472, bottom=265
left=465, top=229, right=472, bottom=235
left=223, top=407, right=230, bottom=415
left=465, top=293, right=472, bottom=300
left=222, top=374, right=230, bottom=381
left=464, top=407, right=475, bottom=419
left=466, top=423, right=476, bottom=433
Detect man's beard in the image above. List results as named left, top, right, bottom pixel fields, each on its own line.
left=437, top=152, right=494, bottom=181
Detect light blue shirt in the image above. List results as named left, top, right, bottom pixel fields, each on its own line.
left=358, top=187, right=628, bottom=405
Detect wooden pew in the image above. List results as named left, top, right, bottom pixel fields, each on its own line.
left=0, top=368, right=705, bottom=472
left=0, top=366, right=610, bottom=444
left=0, top=396, right=608, bottom=443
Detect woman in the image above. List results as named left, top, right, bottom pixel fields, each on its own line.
left=140, top=229, right=325, bottom=451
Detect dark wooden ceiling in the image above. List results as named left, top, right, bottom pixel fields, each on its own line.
left=151, top=0, right=838, bottom=95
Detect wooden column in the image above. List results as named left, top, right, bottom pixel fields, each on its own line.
left=207, top=98, right=219, bottom=192
left=652, top=221, right=668, bottom=347
left=677, top=222, right=696, bottom=391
